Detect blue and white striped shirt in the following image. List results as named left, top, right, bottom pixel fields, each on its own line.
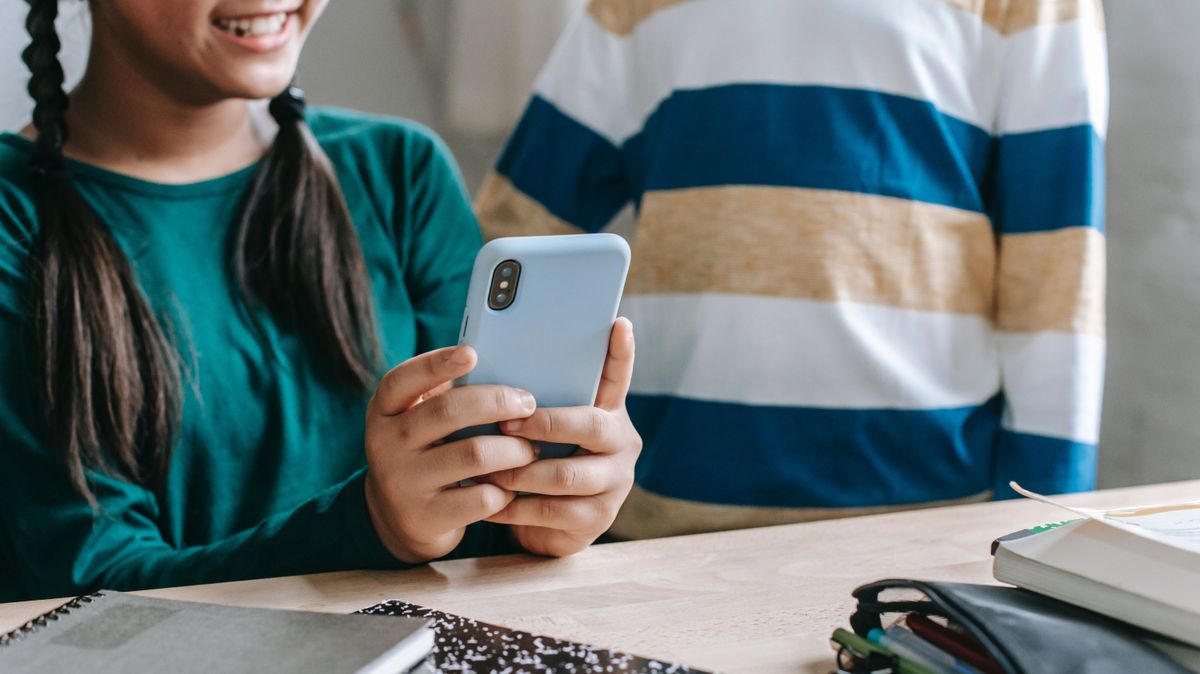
left=477, top=0, right=1107, bottom=538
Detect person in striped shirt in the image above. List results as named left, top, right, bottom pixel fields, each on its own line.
left=477, top=0, right=1107, bottom=539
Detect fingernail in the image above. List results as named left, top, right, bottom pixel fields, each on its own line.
left=501, top=419, right=523, bottom=433
left=519, top=391, right=536, bottom=413
left=449, top=347, right=472, bottom=366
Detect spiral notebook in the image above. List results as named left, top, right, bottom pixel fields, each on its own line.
left=0, top=591, right=434, bottom=673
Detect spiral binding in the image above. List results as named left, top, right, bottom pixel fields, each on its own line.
left=0, top=591, right=106, bottom=647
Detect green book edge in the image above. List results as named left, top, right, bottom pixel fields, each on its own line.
left=989, top=518, right=1081, bottom=556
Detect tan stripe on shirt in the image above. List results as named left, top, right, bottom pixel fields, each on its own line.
left=586, top=0, right=693, bottom=36
left=626, top=185, right=997, bottom=318
left=996, top=227, right=1106, bottom=337
left=939, top=0, right=1105, bottom=36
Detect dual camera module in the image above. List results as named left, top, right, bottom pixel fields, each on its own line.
left=487, top=259, right=521, bottom=310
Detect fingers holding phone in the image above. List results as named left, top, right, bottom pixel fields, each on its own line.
left=454, top=234, right=636, bottom=557
left=484, top=318, right=642, bottom=557
left=363, top=345, right=539, bottom=564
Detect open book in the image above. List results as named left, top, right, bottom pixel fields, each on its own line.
left=992, top=482, right=1200, bottom=648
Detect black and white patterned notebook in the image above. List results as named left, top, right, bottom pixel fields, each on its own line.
left=359, top=600, right=711, bottom=673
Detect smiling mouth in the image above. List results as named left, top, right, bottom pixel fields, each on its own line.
left=212, top=11, right=291, bottom=38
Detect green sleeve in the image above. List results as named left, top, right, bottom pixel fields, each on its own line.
left=0, top=327, right=404, bottom=601
left=398, top=126, right=484, bottom=353
left=3, top=444, right=396, bottom=602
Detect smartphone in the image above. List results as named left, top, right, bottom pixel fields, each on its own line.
left=453, top=233, right=631, bottom=459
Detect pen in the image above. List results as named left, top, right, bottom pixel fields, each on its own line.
left=868, top=628, right=975, bottom=674
left=880, top=626, right=982, bottom=674
left=832, top=628, right=937, bottom=674
left=905, top=614, right=1003, bottom=674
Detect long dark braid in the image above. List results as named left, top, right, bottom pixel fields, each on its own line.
left=235, top=87, right=381, bottom=389
left=21, top=0, right=381, bottom=504
left=24, top=0, right=180, bottom=500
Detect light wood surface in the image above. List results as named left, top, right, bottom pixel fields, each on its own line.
left=3, top=480, right=1196, bottom=672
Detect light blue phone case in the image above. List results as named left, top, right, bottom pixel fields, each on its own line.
left=454, top=233, right=631, bottom=459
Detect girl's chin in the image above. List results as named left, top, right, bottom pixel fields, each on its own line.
left=207, top=62, right=301, bottom=101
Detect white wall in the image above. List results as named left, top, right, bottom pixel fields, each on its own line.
left=1098, top=0, right=1200, bottom=486
left=1, top=1, right=90, bottom=132
left=297, top=1, right=443, bottom=129
left=297, top=0, right=573, bottom=193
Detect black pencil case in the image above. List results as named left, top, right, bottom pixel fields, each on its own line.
left=848, top=579, right=1190, bottom=674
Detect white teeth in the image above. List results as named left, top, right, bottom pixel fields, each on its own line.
left=214, top=11, right=288, bottom=38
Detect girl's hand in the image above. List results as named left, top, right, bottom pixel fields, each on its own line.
left=363, top=346, right=539, bottom=564
left=482, top=318, right=641, bottom=557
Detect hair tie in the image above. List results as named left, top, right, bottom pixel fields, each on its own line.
left=30, top=152, right=70, bottom=180
left=269, top=86, right=307, bottom=124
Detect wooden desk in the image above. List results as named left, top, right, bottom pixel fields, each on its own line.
left=2, top=480, right=1196, bottom=672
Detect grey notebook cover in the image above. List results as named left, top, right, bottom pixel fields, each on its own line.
left=0, top=591, right=432, bottom=674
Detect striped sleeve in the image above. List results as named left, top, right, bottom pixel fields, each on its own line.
left=989, top=0, right=1107, bottom=498
left=474, top=2, right=635, bottom=239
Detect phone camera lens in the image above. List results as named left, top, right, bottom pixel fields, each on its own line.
left=489, top=259, right=520, bottom=310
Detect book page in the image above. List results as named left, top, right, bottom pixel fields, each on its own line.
left=1011, top=482, right=1200, bottom=553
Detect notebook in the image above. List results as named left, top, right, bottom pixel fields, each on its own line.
left=0, top=591, right=433, bottom=673
left=991, top=483, right=1200, bottom=648
left=358, top=599, right=709, bottom=673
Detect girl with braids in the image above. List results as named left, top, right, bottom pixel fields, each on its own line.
left=0, top=0, right=641, bottom=601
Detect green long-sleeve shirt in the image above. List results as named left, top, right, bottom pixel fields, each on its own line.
left=0, top=108, right=510, bottom=602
